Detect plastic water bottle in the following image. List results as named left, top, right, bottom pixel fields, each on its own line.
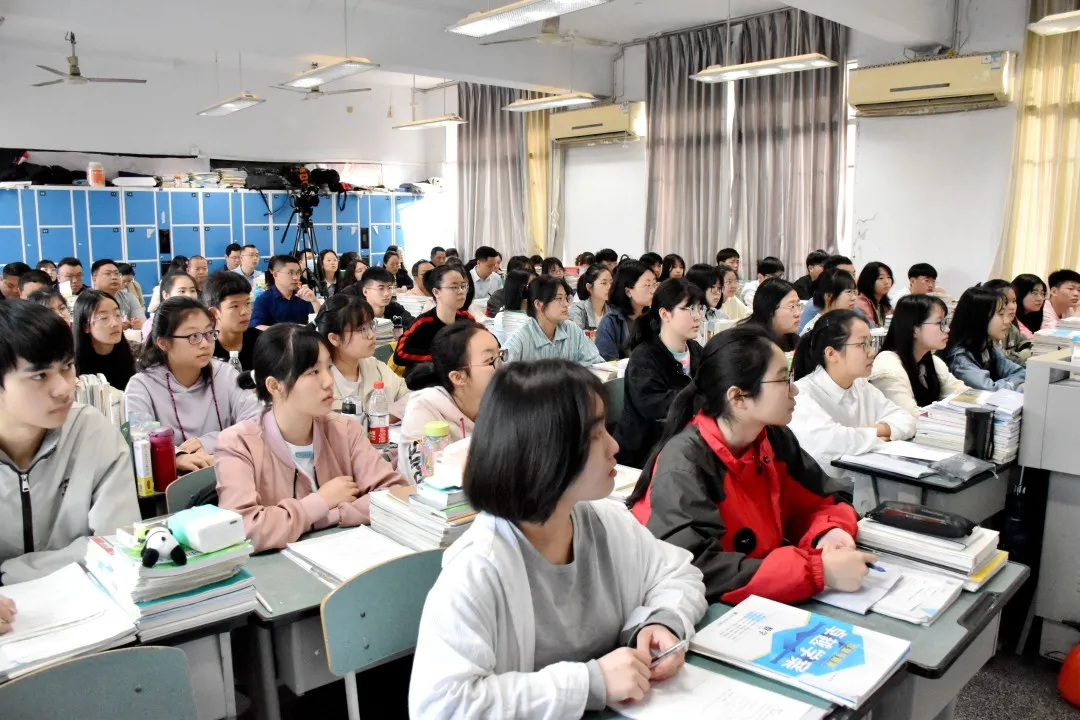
left=392, top=316, right=404, bottom=341
left=228, top=350, right=243, bottom=375
left=367, top=381, right=390, bottom=446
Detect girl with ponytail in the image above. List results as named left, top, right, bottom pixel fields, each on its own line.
left=627, top=325, right=868, bottom=605
left=614, top=279, right=704, bottom=467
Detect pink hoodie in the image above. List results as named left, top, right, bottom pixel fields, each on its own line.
left=214, top=410, right=406, bottom=551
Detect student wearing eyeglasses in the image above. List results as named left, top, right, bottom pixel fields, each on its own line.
left=740, top=278, right=801, bottom=352
left=72, top=290, right=136, bottom=391
left=595, top=261, right=657, bottom=361
left=215, top=324, right=406, bottom=551
left=125, top=297, right=262, bottom=474
left=626, top=326, right=867, bottom=605
left=787, top=310, right=916, bottom=495
left=315, top=295, right=409, bottom=415
left=392, top=265, right=475, bottom=371
left=800, top=269, right=858, bottom=336
left=504, top=275, right=605, bottom=365
left=614, top=279, right=704, bottom=468
left=869, top=295, right=969, bottom=417
left=249, top=255, right=321, bottom=330
left=398, top=321, right=502, bottom=483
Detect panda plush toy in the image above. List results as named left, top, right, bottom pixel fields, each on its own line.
left=142, top=526, right=188, bottom=568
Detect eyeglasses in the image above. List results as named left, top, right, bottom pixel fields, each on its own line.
left=550, top=294, right=571, bottom=305
left=439, top=283, right=470, bottom=293
left=676, top=305, right=705, bottom=317
left=920, top=319, right=949, bottom=331
left=169, top=329, right=219, bottom=346
left=91, top=312, right=123, bottom=325
left=777, top=303, right=802, bottom=314
left=368, top=284, right=393, bottom=294
left=639, top=282, right=658, bottom=291
left=845, top=340, right=877, bottom=354
left=96, top=270, right=121, bottom=280
left=463, top=348, right=508, bottom=370
left=279, top=269, right=302, bottom=278
left=761, top=373, right=795, bottom=390
left=358, top=321, right=379, bottom=337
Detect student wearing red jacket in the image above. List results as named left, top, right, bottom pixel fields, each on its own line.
left=627, top=325, right=873, bottom=605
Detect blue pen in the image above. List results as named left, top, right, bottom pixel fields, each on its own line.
left=866, top=563, right=886, bottom=572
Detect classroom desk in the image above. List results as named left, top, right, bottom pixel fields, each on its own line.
left=148, top=615, right=248, bottom=720
left=832, top=458, right=1011, bottom=523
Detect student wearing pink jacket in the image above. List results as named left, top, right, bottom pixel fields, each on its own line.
left=214, top=324, right=406, bottom=551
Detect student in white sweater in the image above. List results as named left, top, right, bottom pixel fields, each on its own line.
left=869, top=294, right=969, bottom=417
left=788, top=310, right=916, bottom=493
left=397, top=320, right=502, bottom=483
left=409, top=359, right=707, bottom=719
left=315, top=295, right=409, bottom=417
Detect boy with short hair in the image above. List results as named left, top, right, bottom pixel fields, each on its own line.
left=430, top=246, right=447, bottom=267
left=716, top=248, right=740, bottom=274
left=1043, top=269, right=1080, bottom=330
left=898, top=263, right=939, bottom=298
left=1, top=263, right=31, bottom=300
left=249, top=255, right=321, bottom=329
left=792, top=249, right=829, bottom=301
left=0, top=300, right=140, bottom=584
left=346, top=267, right=416, bottom=328
left=57, top=257, right=85, bottom=295
left=18, top=271, right=52, bottom=299
left=470, top=246, right=503, bottom=300
left=204, top=271, right=262, bottom=371
left=740, top=256, right=785, bottom=307
left=799, top=255, right=856, bottom=332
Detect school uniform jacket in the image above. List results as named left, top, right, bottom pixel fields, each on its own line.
left=392, top=308, right=474, bottom=369
left=632, top=415, right=858, bottom=605
left=614, top=337, right=702, bottom=468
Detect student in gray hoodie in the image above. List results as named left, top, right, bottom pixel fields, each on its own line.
left=0, top=300, right=140, bottom=587
left=125, top=297, right=262, bottom=474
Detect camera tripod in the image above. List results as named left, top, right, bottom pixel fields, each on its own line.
left=281, top=192, right=327, bottom=294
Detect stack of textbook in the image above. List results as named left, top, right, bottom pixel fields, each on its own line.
left=692, top=595, right=910, bottom=710
left=370, top=484, right=475, bottom=550
left=85, top=533, right=255, bottom=641
left=855, top=517, right=1008, bottom=592
left=915, top=389, right=1022, bottom=465
left=76, top=374, right=126, bottom=430
left=1031, top=326, right=1080, bottom=357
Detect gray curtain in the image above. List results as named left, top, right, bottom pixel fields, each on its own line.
left=457, top=83, right=530, bottom=259
left=731, top=10, right=849, bottom=273
left=645, top=25, right=735, bottom=262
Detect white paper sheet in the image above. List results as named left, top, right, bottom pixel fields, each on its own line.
left=815, top=562, right=903, bottom=614
left=284, top=526, right=413, bottom=585
left=613, top=664, right=829, bottom=720
left=873, top=441, right=955, bottom=463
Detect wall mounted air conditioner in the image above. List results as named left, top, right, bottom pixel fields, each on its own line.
left=849, top=52, right=1014, bottom=117
left=549, top=101, right=646, bottom=145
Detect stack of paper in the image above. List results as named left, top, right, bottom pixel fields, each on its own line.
left=374, top=317, right=395, bottom=344
left=1031, top=327, right=1080, bottom=357
left=217, top=168, right=248, bottom=188
left=0, top=564, right=137, bottom=681
left=370, top=485, right=475, bottom=550
left=613, top=663, right=830, bottom=720
left=915, top=390, right=1022, bottom=464
left=284, top=526, right=414, bottom=587
left=85, top=535, right=255, bottom=640
left=691, top=595, right=910, bottom=710
left=868, top=565, right=963, bottom=626
left=815, top=563, right=903, bottom=615
left=856, top=518, right=1000, bottom=575
left=75, top=376, right=126, bottom=430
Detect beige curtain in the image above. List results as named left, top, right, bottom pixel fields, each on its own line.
left=997, top=0, right=1080, bottom=278
left=523, top=92, right=551, bottom=257
left=731, top=9, right=848, bottom=276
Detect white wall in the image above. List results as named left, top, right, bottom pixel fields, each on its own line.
left=562, top=141, right=648, bottom=262
left=850, top=0, right=1027, bottom=294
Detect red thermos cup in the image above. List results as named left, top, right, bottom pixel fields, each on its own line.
left=149, top=428, right=178, bottom=492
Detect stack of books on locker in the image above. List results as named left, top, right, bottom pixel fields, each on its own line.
left=1030, top=320, right=1080, bottom=357
left=85, top=510, right=256, bottom=641
left=76, top=374, right=126, bottom=430
left=374, top=318, right=395, bottom=344
left=915, top=388, right=1022, bottom=465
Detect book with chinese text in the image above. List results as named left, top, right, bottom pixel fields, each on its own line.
left=691, top=595, right=910, bottom=709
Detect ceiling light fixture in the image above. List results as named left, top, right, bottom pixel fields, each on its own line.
left=394, top=76, right=467, bottom=130
left=691, top=3, right=837, bottom=84
left=197, top=91, right=265, bottom=116
left=281, top=58, right=379, bottom=88
left=504, top=90, right=599, bottom=112
left=1028, top=9, right=1080, bottom=35
left=447, top=0, right=613, bottom=39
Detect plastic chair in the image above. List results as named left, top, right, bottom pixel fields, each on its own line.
left=321, top=550, right=444, bottom=720
left=0, top=647, right=197, bottom=720
left=605, top=376, right=625, bottom=430
left=165, top=465, right=218, bottom=513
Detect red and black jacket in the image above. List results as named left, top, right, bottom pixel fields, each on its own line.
left=632, top=414, right=858, bottom=605
left=392, top=308, right=474, bottom=369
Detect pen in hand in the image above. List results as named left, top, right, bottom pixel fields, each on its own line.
left=649, top=638, right=690, bottom=668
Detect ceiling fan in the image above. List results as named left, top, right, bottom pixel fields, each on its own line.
left=270, top=84, right=372, bottom=100
left=33, top=32, right=147, bottom=87
left=480, top=17, right=617, bottom=48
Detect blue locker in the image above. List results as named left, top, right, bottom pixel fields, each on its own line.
left=231, top=194, right=243, bottom=243
left=312, top=225, right=333, bottom=251
left=243, top=224, right=271, bottom=257
left=338, top=193, right=360, bottom=224
left=0, top=190, right=20, bottom=225
left=90, top=226, right=123, bottom=261
left=123, top=191, right=155, bottom=226
left=201, top=192, right=230, bottom=225
left=125, top=226, right=157, bottom=260
left=394, top=195, right=417, bottom=223
left=20, top=191, right=39, bottom=264
left=131, top=261, right=159, bottom=302
left=207, top=258, right=227, bottom=273
left=87, top=190, right=121, bottom=226
left=171, top=192, right=201, bottom=225
left=173, top=226, right=203, bottom=257
left=311, top=196, right=334, bottom=224
left=394, top=226, right=407, bottom=257
left=36, top=189, right=73, bottom=226
left=370, top=195, right=392, bottom=224
left=39, top=227, right=75, bottom=260
left=0, top=228, right=23, bottom=265
left=157, top=190, right=171, bottom=229
left=203, top=226, right=231, bottom=258
left=358, top=195, right=370, bottom=228
left=71, top=190, right=91, bottom=269
left=370, top=224, right=392, bottom=257
left=241, top=192, right=274, bottom=224
left=272, top=224, right=292, bottom=256
left=336, top=225, right=360, bottom=254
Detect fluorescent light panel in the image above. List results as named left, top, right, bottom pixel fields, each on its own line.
left=691, top=52, right=837, bottom=84
left=1028, top=9, right=1080, bottom=35
left=447, top=0, right=612, bottom=38
left=504, top=91, right=599, bottom=112
left=393, top=114, right=467, bottom=131
left=282, top=57, right=380, bottom=88
left=197, top=92, right=265, bottom=117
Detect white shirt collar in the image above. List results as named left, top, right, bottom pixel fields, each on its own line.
left=810, top=366, right=854, bottom=404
